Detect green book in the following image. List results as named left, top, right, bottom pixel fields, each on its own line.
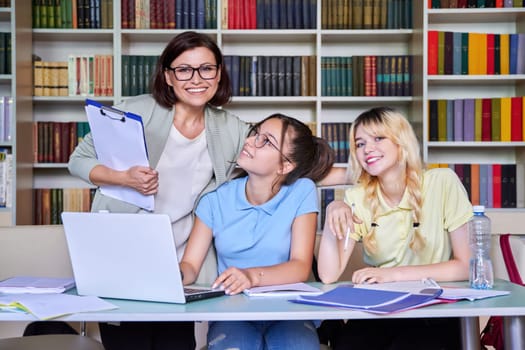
left=121, top=55, right=130, bottom=97
left=461, top=32, right=469, bottom=75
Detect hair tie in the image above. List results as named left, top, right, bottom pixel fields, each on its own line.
left=371, top=222, right=379, bottom=227
left=413, top=222, right=420, bottom=228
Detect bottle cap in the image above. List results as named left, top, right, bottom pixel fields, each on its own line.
left=473, top=205, right=485, bottom=213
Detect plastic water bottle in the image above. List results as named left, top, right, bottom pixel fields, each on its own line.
left=469, top=205, right=494, bottom=289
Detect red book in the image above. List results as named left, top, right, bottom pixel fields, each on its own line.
left=121, top=0, right=129, bottom=28
left=486, top=33, right=495, bottom=75
left=166, top=0, right=176, bottom=28
left=492, top=164, right=502, bottom=208
left=481, top=98, right=492, bottom=141
left=495, top=0, right=503, bottom=7
left=511, top=96, right=523, bottom=141
left=364, top=56, right=375, bottom=96
left=428, top=30, right=439, bottom=75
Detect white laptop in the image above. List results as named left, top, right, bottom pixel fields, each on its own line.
left=61, top=212, right=224, bottom=303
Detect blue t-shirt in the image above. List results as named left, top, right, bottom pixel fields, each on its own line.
left=196, top=177, right=319, bottom=274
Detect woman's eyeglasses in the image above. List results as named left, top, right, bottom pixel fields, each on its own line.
left=165, top=64, right=219, bottom=81
left=250, top=130, right=292, bottom=163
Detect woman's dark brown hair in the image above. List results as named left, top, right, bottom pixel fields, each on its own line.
left=151, top=31, right=232, bottom=108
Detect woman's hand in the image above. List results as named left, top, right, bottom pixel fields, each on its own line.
left=326, top=200, right=361, bottom=239
left=125, top=166, right=159, bottom=195
left=212, top=267, right=252, bottom=295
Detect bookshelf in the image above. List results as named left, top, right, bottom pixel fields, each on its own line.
left=425, top=6, right=525, bottom=209
left=26, top=1, right=525, bottom=225
left=0, top=1, right=32, bottom=226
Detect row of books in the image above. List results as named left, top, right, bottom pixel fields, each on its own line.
left=0, top=33, right=11, bottom=75
left=0, top=96, right=12, bottom=143
left=429, top=0, right=525, bottom=8
left=0, top=148, right=12, bottom=208
left=322, top=0, right=413, bottom=30
left=33, top=0, right=114, bottom=29
left=429, top=96, right=525, bottom=142
left=430, top=163, right=522, bottom=208
left=122, top=55, right=157, bottom=97
left=428, top=31, right=525, bottom=75
left=33, top=188, right=96, bottom=225
left=222, top=0, right=316, bottom=29
left=223, top=55, right=316, bottom=97
left=321, top=55, right=412, bottom=97
left=123, top=0, right=217, bottom=29
left=33, top=121, right=91, bottom=164
left=321, top=122, right=352, bottom=163
left=33, top=55, right=114, bottom=97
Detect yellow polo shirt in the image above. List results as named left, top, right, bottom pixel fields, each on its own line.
left=346, top=168, right=473, bottom=267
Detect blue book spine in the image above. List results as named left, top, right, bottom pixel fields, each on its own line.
left=452, top=32, right=462, bottom=75
left=453, top=99, right=464, bottom=142
left=509, top=33, right=519, bottom=74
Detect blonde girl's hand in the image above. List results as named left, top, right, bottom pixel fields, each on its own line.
left=326, top=200, right=361, bottom=239
left=352, top=267, right=396, bottom=284
left=212, top=267, right=251, bottom=295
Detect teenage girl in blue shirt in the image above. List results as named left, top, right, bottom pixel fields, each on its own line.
left=180, top=113, right=335, bottom=350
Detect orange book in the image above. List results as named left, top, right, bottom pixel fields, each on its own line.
left=500, top=97, right=511, bottom=141
left=470, top=164, right=480, bottom=205
left=500, top=33, right=510, bottom=75
left=468, top=32, right=487, bottom=75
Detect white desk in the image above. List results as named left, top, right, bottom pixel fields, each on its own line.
left=1, top=280, right=524, bottom=350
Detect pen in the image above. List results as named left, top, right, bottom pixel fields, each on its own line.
left=343, top=203, right=355, bottom=251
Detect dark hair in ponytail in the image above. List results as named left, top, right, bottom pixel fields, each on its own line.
left=251, top=113, right=335, bottom=185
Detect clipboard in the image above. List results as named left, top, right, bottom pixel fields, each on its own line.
left=85, top=99, right=154, bottom=211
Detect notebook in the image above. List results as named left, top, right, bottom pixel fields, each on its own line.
left=61, top=212, right=225, bottom=303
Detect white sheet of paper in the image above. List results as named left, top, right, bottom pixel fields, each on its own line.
left=0, top=293, right=118, bottom=320
left=85, top=100, right=154, bottom=211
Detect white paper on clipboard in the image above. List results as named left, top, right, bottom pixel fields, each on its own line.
left=85, top=99, right=154, bottom=211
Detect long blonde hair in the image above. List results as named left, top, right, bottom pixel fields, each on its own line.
left=349, top=107, right=425, bottom=253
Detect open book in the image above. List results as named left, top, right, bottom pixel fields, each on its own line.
left=243, top=282, right=323, bottom=297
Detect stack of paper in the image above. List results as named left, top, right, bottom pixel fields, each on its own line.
left=0, top=276, right=75, bottom=294
left=243, top=282, right=322, bottom=297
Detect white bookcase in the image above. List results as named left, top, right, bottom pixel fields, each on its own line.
left=27, top=2, right=525, bottom=225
